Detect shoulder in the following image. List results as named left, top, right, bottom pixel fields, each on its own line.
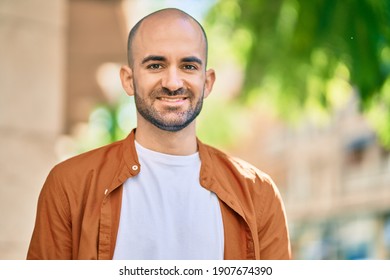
left=199, top=142, right=286, bottom=224
left=47, top=138, right=129, bottom=188
left=199, top=142, right=275, bottom=189
left=39, top=138, right=130, bottom=206
left=56, top=139, right=125, bottom=171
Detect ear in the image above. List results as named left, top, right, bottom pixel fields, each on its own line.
left=120, top=65, right=134, bottom=96
left=203, top=68, right=216, bottom=99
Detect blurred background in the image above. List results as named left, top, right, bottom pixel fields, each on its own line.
left=1, top=0, right=389, bottom=260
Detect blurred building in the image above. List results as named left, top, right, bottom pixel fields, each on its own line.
left=0, top=0, right=127, bottom=259
left=237, top=95, right=390, bottom=259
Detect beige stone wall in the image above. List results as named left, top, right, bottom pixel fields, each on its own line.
left=0, top=0, right=67, bottom=259
left=0, top=0, right=128, bottom=259
left=66, top=0, right=127, bottom=132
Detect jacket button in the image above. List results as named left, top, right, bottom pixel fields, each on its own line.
left=132, top=165, right=138, bottom=171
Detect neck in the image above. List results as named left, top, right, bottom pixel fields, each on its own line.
left=135, top=118, right=198, bottom=156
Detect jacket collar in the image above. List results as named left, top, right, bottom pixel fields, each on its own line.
left=116, top=129, right=246, bottom=221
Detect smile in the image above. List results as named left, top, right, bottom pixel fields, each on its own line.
left=157, top=96, right=188, bottom=103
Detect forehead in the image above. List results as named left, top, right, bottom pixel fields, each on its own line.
left=132, top=15, right=206, bottom=62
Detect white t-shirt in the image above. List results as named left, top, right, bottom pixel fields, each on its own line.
left=113, top=141, right=224, bottom=260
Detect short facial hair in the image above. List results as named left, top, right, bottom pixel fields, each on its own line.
left=133, top=82, right=204, bottom=132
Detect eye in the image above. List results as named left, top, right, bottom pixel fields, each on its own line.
left=182, top=64, right=197, bottom=71
left=147, top=63, right=163, bottom=70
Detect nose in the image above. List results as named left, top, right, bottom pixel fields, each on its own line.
left=161, top=67, right=183, bottom=92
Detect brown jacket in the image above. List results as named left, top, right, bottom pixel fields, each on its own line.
left=27, top=130, right=291, bottom=260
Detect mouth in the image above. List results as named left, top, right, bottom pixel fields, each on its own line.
left=156, top=96, right=188, bottom=103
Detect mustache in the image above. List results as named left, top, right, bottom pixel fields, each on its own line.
left=151, top=87, right=191, bottom=97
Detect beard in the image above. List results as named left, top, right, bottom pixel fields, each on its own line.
left=133, top=84, right=204, bottom=132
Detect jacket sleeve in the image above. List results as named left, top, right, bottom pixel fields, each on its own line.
left=257, top=179, right=291, bottom=260
left=27, top=167, right=72, bottom=259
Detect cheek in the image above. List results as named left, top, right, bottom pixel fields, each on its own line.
left=190, top=80, right=207, bottom=94
left=136, top=75, right=162, bottom=94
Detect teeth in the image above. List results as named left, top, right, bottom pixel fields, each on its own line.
left=160, top=97, right=185, bottom=102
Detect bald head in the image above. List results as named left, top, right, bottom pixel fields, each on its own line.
left=127, top=8, right=208, bottom=68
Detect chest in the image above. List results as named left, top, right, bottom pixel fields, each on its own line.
left=113, top=153, right=225, bottom=259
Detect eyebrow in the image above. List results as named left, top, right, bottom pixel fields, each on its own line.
left=182, top=56, right=203, bottom=66
left=141, top=55, right=203, bottom=66
left=141, top=55, right=166, bottom=64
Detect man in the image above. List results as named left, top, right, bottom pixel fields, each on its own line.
left=27, top=8, right=291, bottom=260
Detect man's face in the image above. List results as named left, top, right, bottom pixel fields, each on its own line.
left=129, top=16, right=214, bottom=132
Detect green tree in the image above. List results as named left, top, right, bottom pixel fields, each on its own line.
left=206, top=0, right=390, bottom=147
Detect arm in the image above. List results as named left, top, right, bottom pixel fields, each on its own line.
left=27, top=168, right=72, bottom=259
left=258, top=179, right=291, bottom=260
